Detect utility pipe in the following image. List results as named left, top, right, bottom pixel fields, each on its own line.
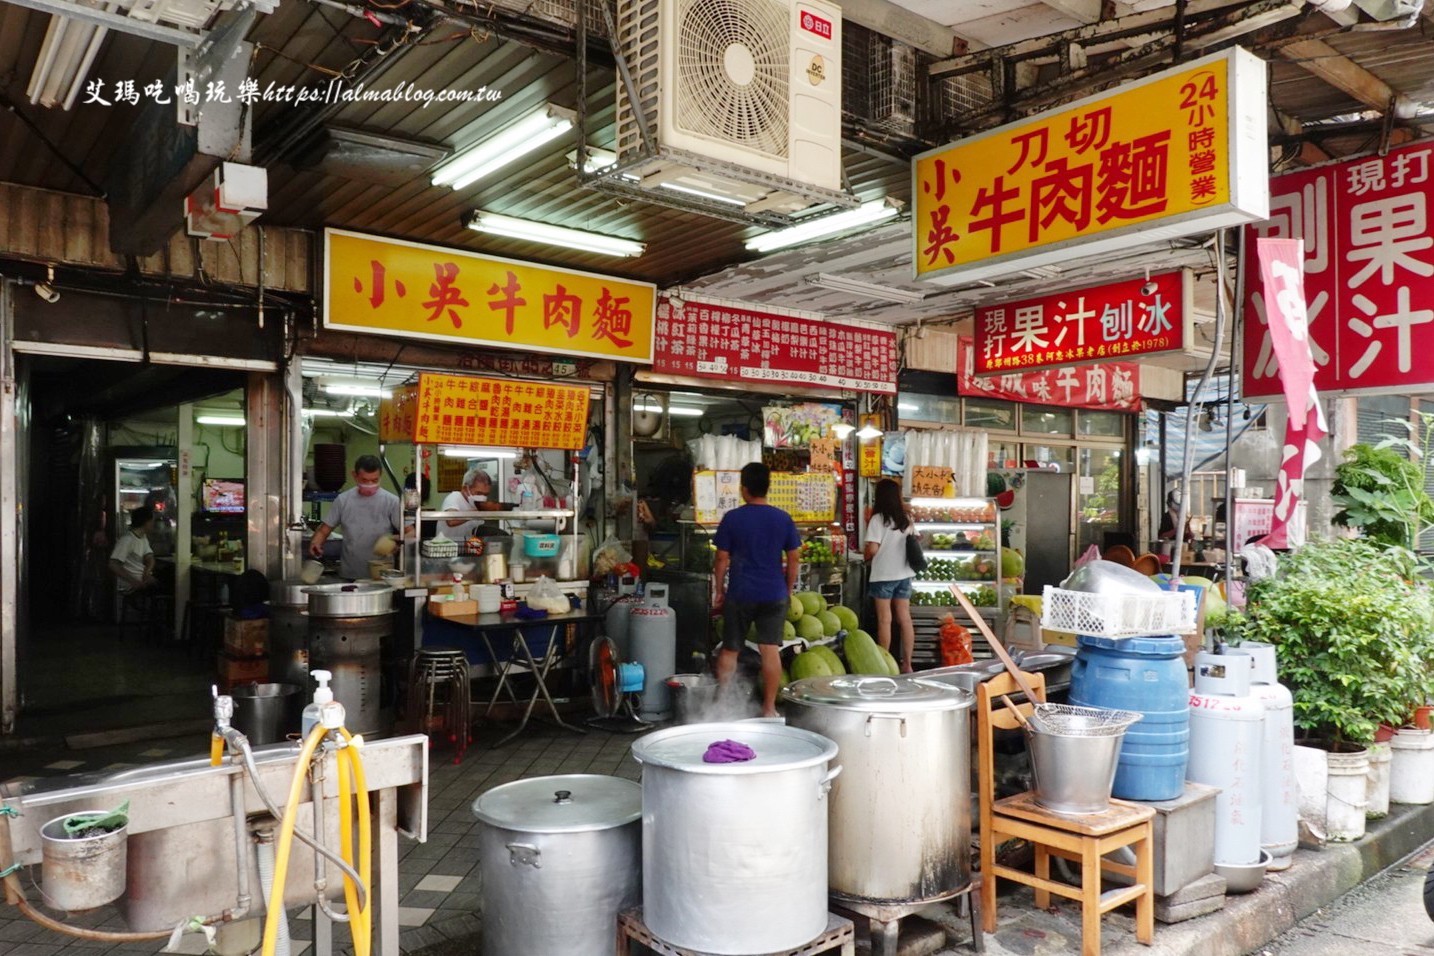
left=227, top=772, right=252, bottom=922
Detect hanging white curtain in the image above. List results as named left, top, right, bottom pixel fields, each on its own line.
left=902, top=428, right=988, bottom=497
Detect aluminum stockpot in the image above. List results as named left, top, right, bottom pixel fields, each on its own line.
left=631, top=721, right=839, bottom=954
left=782, top=675, right=974, bottom=904
left=303, top=582, right=394, bottom=618
left=472, top=775, right=641, bottom=956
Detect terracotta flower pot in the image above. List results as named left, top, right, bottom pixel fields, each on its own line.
left=1375, top=723, right=1397, bottom=743
left=1415, top=705, right=1433, bottom=731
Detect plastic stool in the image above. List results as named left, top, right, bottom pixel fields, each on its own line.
left=407, top=647, right=472, bottom=763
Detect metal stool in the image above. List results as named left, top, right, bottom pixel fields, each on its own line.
left=407, top=647, right=472, bottom=764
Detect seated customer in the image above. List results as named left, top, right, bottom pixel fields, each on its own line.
left=110, top=506, right=157, bottom=593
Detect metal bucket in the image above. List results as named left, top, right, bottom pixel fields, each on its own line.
left=1024, top=725, right=1126, bottom=814
left=231, top=683, right=302, bottom=745
left=40, top=812, right=128, bottom=911
left=665, top=674, right=726, bottom=723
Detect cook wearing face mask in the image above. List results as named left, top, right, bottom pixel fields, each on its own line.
left=439, top=467, right=503, bottom=541
left=308, top=453, right=412, bottom=580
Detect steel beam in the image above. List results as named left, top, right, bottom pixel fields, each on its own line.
left=1277, top=37, right=1422, bottom=118
left=0, top=282, right=15, bottom=735
left=0, top=0, right=203, bottom=47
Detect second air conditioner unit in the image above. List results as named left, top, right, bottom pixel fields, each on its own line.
left=612, top=0, right=848, bottom=214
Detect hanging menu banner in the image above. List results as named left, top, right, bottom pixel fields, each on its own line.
left=693, top=471, right=837, bottom=524
left=654, top=297, right=898, bottom=394
left=957, top=337, right=1143, bottom=411
left=972, top=270, right=1191, bottom=373
left=325, top=228, right=656, bottom=363
left=379, top=372, right=591, bottom=449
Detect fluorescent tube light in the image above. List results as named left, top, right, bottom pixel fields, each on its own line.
left=856, top=423, right=884, bottom=440
left=659, top=182, right=748, bottom=207
left=468, top=211, right=645, bottom=258
left=27, top=16, right=108, bottom=111
left=441, top=447, right=518, bottom=459
left=302, top=408, right=355, bottom=417
left=636, top=404, right=705, bottom=417
left=197, top=415, right=246, bottom=427
left=807, top=273, right=930, bottom=304
left=432, top=104, right=576, bottom=190
left=745, top=200, right=900, bottom=253
left=897, top=402, right=918, bottom=412
left=323, top=383, right=390, bottom=398
left=830, top=422, right=855, bottom=440
left=568, top=147, right=617, bottom=174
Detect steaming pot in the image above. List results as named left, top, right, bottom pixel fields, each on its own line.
left=782, top=675, right=974, bottom=903
left=631, top=721, right=839, bottom=954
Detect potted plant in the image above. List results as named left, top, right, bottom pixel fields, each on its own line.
left=1235, top=537, right=1434, bottom=840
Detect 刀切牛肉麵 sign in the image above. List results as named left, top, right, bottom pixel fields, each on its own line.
left=913, top=47, right=1268, bottom=286
left=325, top=228, right=656, bottom=363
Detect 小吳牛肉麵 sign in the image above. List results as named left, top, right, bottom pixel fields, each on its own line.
left=324, top=228, right=656, bottom=363
left=913, top=46, right=1268, bottom=286
left=973, top=270, right=1192, bottom=374
left=379, top=372, right=592, bottom=450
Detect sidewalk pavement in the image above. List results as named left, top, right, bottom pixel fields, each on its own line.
left=2, top=721, right=1432, bottom=956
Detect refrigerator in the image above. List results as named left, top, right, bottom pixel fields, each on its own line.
left=114, top=457, right=178, bottom=558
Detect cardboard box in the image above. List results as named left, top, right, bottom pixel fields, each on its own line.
left=218, top=652, right=268, bottom=691
left=429, top=599, right=478, bottom=618
left=224, top=617, right=268, bottom=657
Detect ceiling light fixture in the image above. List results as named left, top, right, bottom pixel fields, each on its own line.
left=807, top=273, right=930, bottom=304
left=567, top=147, right=618, bottom=174
left=467, top=211, right=645, bottom=258
left=302, top=408, right=356, bottom=417
left=745, top=199, right=901, bottom=254
left=27, top=16, right=108, bottom=111
left=197, top=414, right=246, bottom=427
left=432, top=104, right=576, bottom=191
left=635, top=403, right=705, bottom=417
left=830, top=422, right=856, bottom=440
left=441, top=447, right=518, bottom=459
left=856, top=422, right=884, bottom=440
left=322, top=383, right=390, bottom=398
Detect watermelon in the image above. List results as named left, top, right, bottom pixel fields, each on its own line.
left=798, top=592, right=825, bottom=617
left=876, top=646, right=900, bottom=676
left=787, top=594, right=805, bottom=623
left=795, top=615, right=825, bottom=641
left=810, top=644, right=846, bottom=675
left=831, top=604, right=860, bottom=632
left=791, top=648, right=835, bottom=680
left=843, top=629, right=888, bottom=675
left=1000, top=549, right=1026, bottom=578
left=817, top=610, right=841, bottom=637
left=782, top=620, right=796, bottom=641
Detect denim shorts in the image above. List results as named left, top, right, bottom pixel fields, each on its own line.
left=868, top=577, right=913, bottom=600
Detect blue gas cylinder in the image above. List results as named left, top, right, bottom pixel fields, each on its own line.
left=1069, top=635, right=1190, bottom=801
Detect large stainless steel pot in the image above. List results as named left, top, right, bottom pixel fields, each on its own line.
left=471, top=774, right=640, bottom=956
left=782, top=675, right=974, bottom=904
left=309, top=614, right=391, bottom=737
left=268, top=579, right=312, bottom=689
left=303, top=582, right=394, bottom=618
left=631, top=721, right=840, bottom=954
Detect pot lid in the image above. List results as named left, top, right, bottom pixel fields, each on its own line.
left=302, top=582, right=392, bottom=596
left=270, top=580, right=313, bottom=607
left=782, top=675, right=973, bottom=712
left=631, top=721, right=837, bottom=775
left=471, top=774, right=640, bottom=833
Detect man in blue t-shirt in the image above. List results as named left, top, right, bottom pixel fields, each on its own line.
left=713, top=462, right=802, bottom=717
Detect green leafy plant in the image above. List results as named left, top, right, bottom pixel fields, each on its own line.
left=1331, top=441, right=1434, bottom=549
left=1234, top=537, right=1434, bottom=746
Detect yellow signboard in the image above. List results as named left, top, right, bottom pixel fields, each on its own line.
left=379, top=372, right=591, bottom=450
left=324, top=228, right=657, bottom=363
left=693, top=471, right=837, bottom=525
left=910, top=465, right=954, bottom=498
left=913, top=47, right=1267, bottom=285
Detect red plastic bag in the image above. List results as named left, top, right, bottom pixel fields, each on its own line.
left=938, top=614, right=973, bottom=667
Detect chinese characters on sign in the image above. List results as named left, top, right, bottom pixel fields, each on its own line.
left=1242, top=141, right=1434, bottom=400
left=378, top=373, right=591, bottom=450
left=957, top=337, right=1143, bottom=412
left=914, top=47, right=1267, bottom=286
left=692, top=471, right=836, bottom=524
left=653, top=297, right=898, bottom=394
left=325, top=228, right=656, bottom=363
left=973, top=270, right=1189, bottom=373
left=910, top=466, right=954, bottom=498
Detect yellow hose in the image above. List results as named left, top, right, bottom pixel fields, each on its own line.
left=260, top=724, right=327, bottom=956
left=340, top=730, right=372, bottom=956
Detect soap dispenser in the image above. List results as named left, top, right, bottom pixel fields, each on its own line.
left=302, top=669, right=334, bottom=739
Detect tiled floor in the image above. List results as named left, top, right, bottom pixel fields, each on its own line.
left=0, top=722, right=646, bottom=956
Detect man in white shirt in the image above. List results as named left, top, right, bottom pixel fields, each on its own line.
left=439, top=467, right=506, bottom=541
left=110, top=506, right=156, bottom=593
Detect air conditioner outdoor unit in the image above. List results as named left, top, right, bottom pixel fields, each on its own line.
left=612, top=0, right=848, bottom=215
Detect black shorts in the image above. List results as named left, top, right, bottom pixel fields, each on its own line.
left=722, top=599, right=788, bottom=652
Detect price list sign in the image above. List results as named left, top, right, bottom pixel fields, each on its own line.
left=694, top=471, right=836, bottom=525
left=654, top=297, right=898, bottom=394
left=380, top=372, right=591, bottom=450
left=910, top=465, right=954, bottom=498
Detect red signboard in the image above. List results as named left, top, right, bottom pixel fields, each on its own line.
left=1242, top=140, right=1434, bottom=401
left=957, top=337, right=1142, bottom=411
left=973, top=270, right=1189, bottom=374
left=799, top=8, right=833, bottom=38
left=654, top=297, right=898, bottom=394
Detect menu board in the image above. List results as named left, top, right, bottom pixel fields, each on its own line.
left=379, top=372, right=590, bottom=449
left=910, top=465, right=954, bottom=498
left=693, top=471, right=837, bottom=525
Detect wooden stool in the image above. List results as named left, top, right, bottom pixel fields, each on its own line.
left=617, top=908, right=854, bottom=956
left=977, top=670, right=1155, bottom=956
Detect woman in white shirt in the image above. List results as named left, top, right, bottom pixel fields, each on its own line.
left=863, top=478, right=916, bottom=673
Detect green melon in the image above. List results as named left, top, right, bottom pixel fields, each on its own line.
left=791, top=648, right=834, bottom=680
left=843, top=629, right=887, bottom=675
left=795, top=615, right=825, bottom=641
left=787, top=594, right=805, bottom=622
left=1000, top=549, right=1026, bottom=578
left=831, top=604, right=860, bottom=633
left=817, top=610, right=841, bottom=637
left=877, top=646, right=901, bottom=676
left=782, top=620, right=796, bottom=641
left=810, top=644, right=846, bottom=675
left=798, top=592, right=825, bottom=617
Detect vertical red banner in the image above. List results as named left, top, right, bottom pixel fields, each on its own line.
left=1255, top=237, right=1328, bottom=549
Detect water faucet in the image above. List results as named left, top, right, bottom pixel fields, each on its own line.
left=211, top=685, right=245, bottom=765
left=213, top=684, right=234, bottom=732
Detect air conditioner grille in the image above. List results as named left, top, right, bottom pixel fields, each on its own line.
left=674, top=0, right=789, bottom=158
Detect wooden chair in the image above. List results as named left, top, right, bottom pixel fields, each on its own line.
left=976, top=669, right=1155, bottom=956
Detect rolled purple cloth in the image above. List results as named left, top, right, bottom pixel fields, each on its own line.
left=702, top=739, right=756, bottom=763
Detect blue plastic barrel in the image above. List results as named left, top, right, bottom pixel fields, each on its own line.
left=1069, top=635, right=1190, bottom=801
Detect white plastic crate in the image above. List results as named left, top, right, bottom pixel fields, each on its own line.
left=1040, top=585, right=1197, bottom=638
